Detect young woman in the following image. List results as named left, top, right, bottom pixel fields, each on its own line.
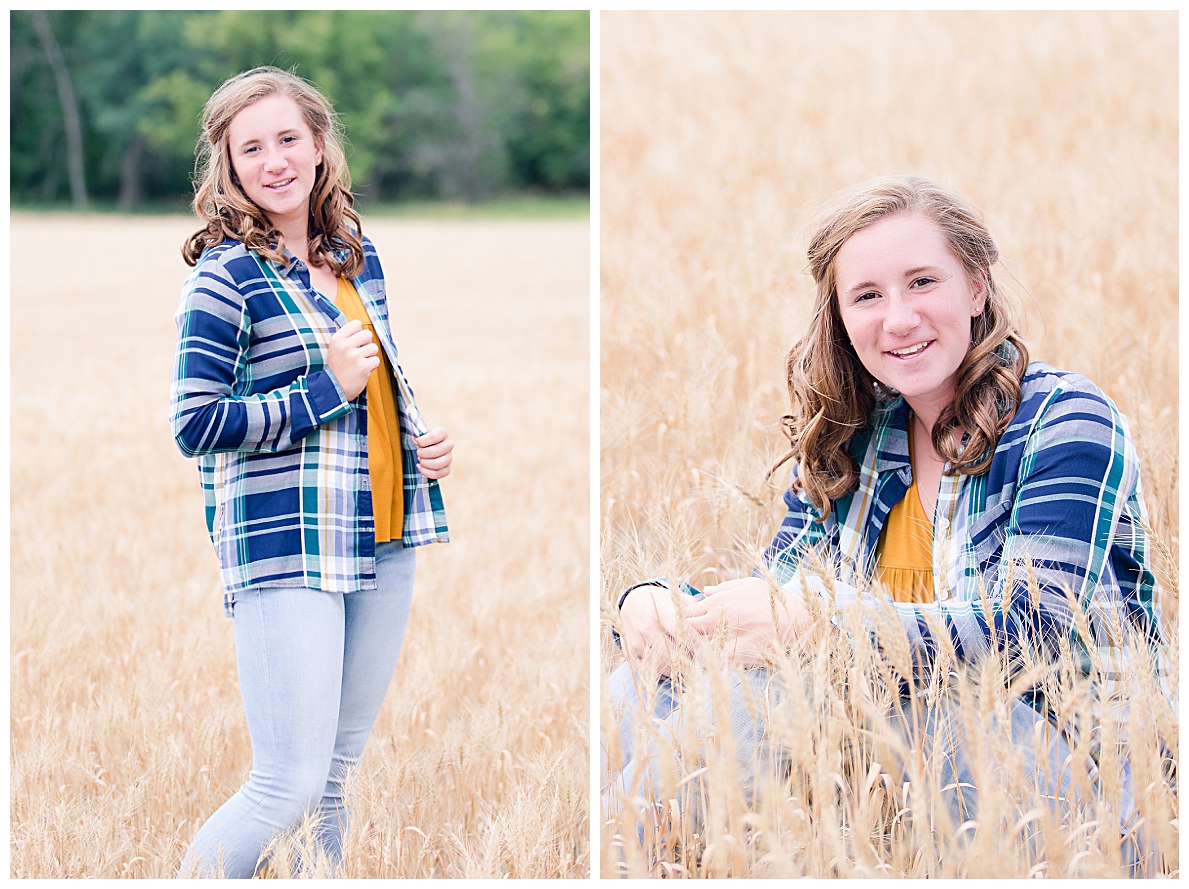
left=608, top=176, right=1166, bottom=869
left=170, top=66, right=452, bottom=877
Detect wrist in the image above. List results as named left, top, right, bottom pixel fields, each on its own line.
left=308, top=367, right=354, bottom=423
left=617, top=580, right=664, bottom=613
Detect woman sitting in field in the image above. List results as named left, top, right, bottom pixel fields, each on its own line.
left=607, top=176, right=1168, bottom=871
left=170, top=67, right=451, bottom=877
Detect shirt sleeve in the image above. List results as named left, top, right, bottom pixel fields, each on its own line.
left=957, top=381, right=1139, bottom=663
left=758, top=465, right=840, bottom=583
left=170, top=250, right=353, bottom=457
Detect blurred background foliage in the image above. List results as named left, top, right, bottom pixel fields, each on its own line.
left=10, top=10, right=590, bottom=210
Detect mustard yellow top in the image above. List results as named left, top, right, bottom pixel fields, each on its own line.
left=875, top=434, right=935, bottom=604
left=333, top=277, right=404, bottom=543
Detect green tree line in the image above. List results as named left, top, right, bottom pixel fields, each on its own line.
left=10, top=10, right=589, bottom=209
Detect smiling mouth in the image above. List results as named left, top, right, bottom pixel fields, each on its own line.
left=264, top=178, right=295, bottom=190
left=887, top=341, right=932, bottom=358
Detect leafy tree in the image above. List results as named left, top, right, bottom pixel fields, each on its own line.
left=503, top=11, right=590, bottom=191
left=10, top=10, right=590, bottom=207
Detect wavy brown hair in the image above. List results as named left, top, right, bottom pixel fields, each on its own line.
left=774, top=176, right=1029, bottom=518
left=181, top=66, right=364, bottom=277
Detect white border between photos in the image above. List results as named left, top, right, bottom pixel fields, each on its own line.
left=588, top=9, right=603, bottom=880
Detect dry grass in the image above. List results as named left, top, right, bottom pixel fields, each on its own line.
left=600, top=11, right=1177, bottom=878
left=10, top=213, right=590, bottom=877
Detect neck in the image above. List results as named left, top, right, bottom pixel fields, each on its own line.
left=908, top=411, right=938, bottom=464
left=903, top=389, right=952, bottom=442
left=287, top=235, right=310, bottom=265
left=909, top=406, right=967, bottom=466
left=267, top=212, right=310, bottom=262
left=909, top=405, right=942, bottom=437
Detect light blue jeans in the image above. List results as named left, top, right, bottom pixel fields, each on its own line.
left=181, top=541, right=416, bottom=878
left=603, top=661, right=1151, bottom=874
left=602, top=583, right=779, bottom=820
left=602, top=662, right=778, bottom=833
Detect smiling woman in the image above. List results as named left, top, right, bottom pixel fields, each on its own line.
left=835, top=214, right=989, bottom=522
left=835, top=215, right=987, bottom=429
left=171, top=66, right=453, bottom=877
left=607, top=175, right=1169, bottom=873
left=227, top=94, right=324, bottom=249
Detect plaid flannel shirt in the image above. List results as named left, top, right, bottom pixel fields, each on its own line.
left=761, top=362, right=1163, bottom=685
left=171, top=235, right=448, bottom=615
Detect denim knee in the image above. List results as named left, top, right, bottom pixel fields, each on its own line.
left=241, top=758, right=334, bottom=823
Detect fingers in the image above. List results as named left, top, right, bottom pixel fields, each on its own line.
left=352, top=347, right=379, bottom=371
left=418, top=425, right=447, bottom=444
left=333, top=319, right=364, bottom=338
left=684, top=612, right=717, bottom=635
left=417, top=445, right=452, bottom=463
left=416, top=438, right=453, bottom=459
left=331, top=320, right=369, bottom=346
left=682, top=594, right=724, bottom=634
left=626, top=627, right=675, bottom=674
left=416, top=426, right=449, bottom=447
left=417, top=452, right=451, bottom=479
left=326, top=321, right=382, bottom=402
left=701, top=577, right=752, bottom=597
left=683, top=599, right=735, bottom=635
left=346, top=331, right=377, bottom=352
left=332, top=320, right=376, bottom=350
left=417, top=428, right=453, bottom=479
left=683, top=595, right=717, bottom=619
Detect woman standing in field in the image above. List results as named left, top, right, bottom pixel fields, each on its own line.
left=608, top=176, right=1169, bottom=871
left=170, top=66, right=451, bottom=877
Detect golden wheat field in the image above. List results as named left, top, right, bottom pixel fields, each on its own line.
left=601, top=11, right=1177, bottom=878
left=10, top=212, right=590, bottom=877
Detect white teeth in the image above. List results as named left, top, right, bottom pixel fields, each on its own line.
left=890, top=342, right=928, bottom=357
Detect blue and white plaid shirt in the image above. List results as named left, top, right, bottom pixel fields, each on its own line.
left=171, top=235, right=448, bottom=614
left=762, top=363, right=1163, bottom=683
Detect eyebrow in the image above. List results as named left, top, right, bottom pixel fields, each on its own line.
left=842, top=265, right=947, bottom=296
left=904, top=265, right=945, bottom=278
left=235, top=128, right=302, bottom=146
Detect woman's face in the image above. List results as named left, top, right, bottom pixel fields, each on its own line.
left=227, top=93, right=323, bottom=238
left=833, top=212, right=986, bottom=422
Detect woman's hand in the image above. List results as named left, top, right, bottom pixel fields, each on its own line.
left=618, top=584, right=681, bottom=679
left=328, top=319, right=380, bottom=400
left=416, top=427, right=453, bottom=479
left=684, top=577, right=810, bottom=668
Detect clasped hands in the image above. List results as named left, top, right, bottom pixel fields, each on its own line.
left=617, top=577, right=812, bottom=679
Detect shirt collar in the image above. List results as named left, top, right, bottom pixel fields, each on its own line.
left=872, top=396, right=976, bottom=476
left=871, top=397, right=912, bottom=474
left=273, top=245, right=352, bottom=279
left=263, top=244, right=302, bottom=279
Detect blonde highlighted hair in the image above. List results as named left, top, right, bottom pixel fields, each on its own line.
left=775, top=176, right=1029, bottom=518
left=181, top=66, right=364, bottom=277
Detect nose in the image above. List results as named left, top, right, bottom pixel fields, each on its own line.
left=883, top=290, right=920, bottom=336
left=262, top=145, right=287, bottom=173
